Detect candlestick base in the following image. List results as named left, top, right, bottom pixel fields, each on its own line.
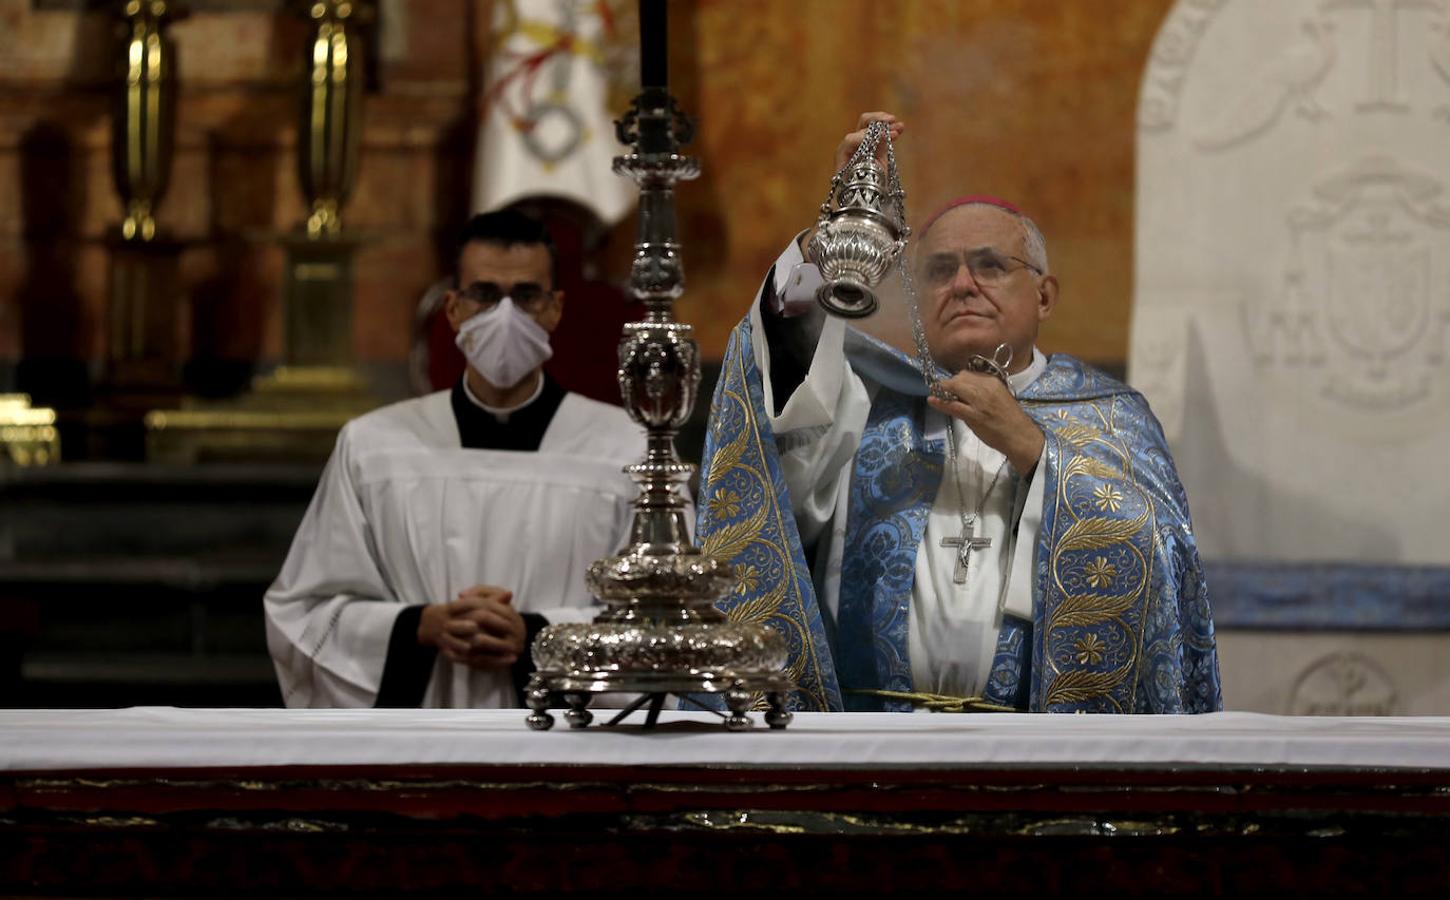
left=524, top=672, right=794, bottom=731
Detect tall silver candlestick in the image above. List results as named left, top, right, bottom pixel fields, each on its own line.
left=524, top=9, right=792, bottom=732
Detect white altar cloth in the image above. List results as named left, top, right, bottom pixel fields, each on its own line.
left=4, top=709, right=1450, bottom=772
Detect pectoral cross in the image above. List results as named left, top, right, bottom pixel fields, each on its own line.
left=941, top=515, right=993, bottom=585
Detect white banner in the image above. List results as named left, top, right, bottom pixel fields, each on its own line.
left=472, top=0, right=636, bottom=225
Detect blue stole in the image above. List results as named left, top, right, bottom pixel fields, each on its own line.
left=696, top=314, right=1222, bottom=714
left=835, top=388, right=941, bottom=710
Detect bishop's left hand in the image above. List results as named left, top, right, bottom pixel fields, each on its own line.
left=927, top=370, right=1046, bottom=476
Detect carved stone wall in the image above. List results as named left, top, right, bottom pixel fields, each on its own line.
left=1131, top=0, right=1450, bottom=714
left=1131, top=0, right=1450, bottom=565
left=1219, top=631, right=1450, bottom=715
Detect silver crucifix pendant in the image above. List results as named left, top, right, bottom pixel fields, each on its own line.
left=941, top=516, right=993, bottom=585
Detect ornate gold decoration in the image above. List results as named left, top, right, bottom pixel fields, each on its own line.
left=1093, top=484, right=1125, bottom=513
left=1057, top=508, right=1151, bottom=553
left=0, top=395, right=61, bottom=466
left=711, top=488, right=742, bottom=521
left=725, top=583, right=788, bottom=627
left=1064, top=455, right=1123, bottom=481
left=1084, top=557, right=1118, bottom=589
left=1051, top=421, right=1103, bottom=448
left=1041, top=399, right=1157, bottom=710
left=694, top=354, right=831, bottom=712
left=1045, top=663, right=1135, bottom=707
left=848, top=689, right=1017, bottom=714
left=1074, top=634, right=1107, bottom=666
left=143, top=366, right=373, bottom=463
left=1050, top=593, right=1140, bottom=629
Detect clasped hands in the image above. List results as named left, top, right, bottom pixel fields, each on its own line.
left=417, top=585, right=526, bottom=670
left=926, top=369, right=1045, bottom=477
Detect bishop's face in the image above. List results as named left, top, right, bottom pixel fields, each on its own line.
left=914, top=204, right=1057, bottom=374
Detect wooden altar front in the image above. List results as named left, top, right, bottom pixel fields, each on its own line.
left=4, top=709, right=1449, bottom=895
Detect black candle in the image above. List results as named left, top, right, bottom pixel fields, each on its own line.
left=640, top=0, right=667, bottom=88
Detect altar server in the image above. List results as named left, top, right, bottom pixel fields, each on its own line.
left=266, top=210, right=642, bottom=708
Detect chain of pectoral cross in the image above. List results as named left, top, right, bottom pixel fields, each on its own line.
left=937, top=345, right=1013, bottom=587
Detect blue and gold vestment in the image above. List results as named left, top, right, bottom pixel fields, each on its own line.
left=696, top=315, right=1222, bottom=713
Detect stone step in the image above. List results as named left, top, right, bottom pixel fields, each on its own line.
left=0, top=463, right=314, bottom=708
left=0, top=462, right=317, bottom=559
left=15, top=653, right=281, bottom=708
left=22, top=653, right=277, bottom=686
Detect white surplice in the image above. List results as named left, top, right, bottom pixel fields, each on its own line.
left=264, top=389, right=643, bottom=709
left=757, top=240, right=1047, bottom=699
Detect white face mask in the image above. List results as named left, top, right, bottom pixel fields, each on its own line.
left=454, top=297, right=553, bottom=388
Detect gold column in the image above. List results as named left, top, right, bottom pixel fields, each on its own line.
left=95, top=1, right=187, bottom=458
left=113, top=0, right=179, bottom=243
left=107, top=243, right=180, bottom=386
left=281, top=0, right=368, bottom=375
left=108, top=0, right=180, bottom=382
left=145, top=1, right=378, bottom=464
left=298, top=0, right=364, bottom=241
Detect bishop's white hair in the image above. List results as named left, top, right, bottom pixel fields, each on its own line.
left=925, top=201, right=1051, bottom=276
left=1018, top=214, right=1050, bottom=276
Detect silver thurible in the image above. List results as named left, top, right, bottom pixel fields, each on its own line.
left=805, top=121, right=910, bottom=319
